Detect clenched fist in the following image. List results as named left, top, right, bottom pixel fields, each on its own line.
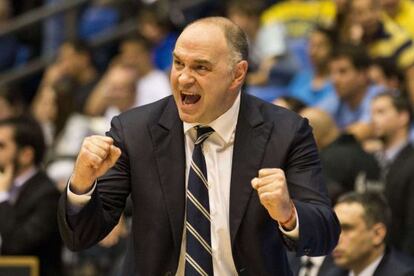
left=251, top=168, right=296, bottom=230
left=70, top=135, right=121, bottom=194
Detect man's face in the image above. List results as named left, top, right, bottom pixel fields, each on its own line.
left=332, top=202, right=378, bottom=270
left=106, top=67, right=137, bottom=111
left=57, top=44, right=88, bottom=76
left=329, top=57, right=363, bottom=100
left=0, top=125, right=17, bottom=172
left=170, top=23, right=246, bottom=124
left=352, top=0, right=380, bottom=37
left=371, top=95, right=406, bottom=140
left=308, top=31, right=331, bottom=68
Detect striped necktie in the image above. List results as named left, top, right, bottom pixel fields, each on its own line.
left=185, top=126, right=214, bottom=276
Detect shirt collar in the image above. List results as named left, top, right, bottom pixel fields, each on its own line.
left=349, top=253, right=384, bottom=276
left=384, top=140, right=408, bottom=162
left=183, top=93, right=241, bottom=145
left=14, top=166, right=38, bottom=188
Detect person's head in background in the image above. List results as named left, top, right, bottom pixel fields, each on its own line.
left=55, top=40, right=97, bottom=84
left=226, top=0, right=265, bottom=40
left=0, top=116, right=46, bottom=175
left=329, top=44, right=371, bottom=107
left=138, top=8, right=173, bottom=45
left=300, top=107, right=339, bottom=149
left=171, top=17, right=248, bottom=124
left=117, top=35, right=154, bottom=76
left=308, top=26, right=334, bottom=74
left=0, top=87, right=25, bottom=120
left=333, top=191, right=391, bottom=275
left=272, top=96, right=306, bottom=113
left=104, top=63, right=138, bottom=113
left=371, top=91, right=411, bottom=150
left=369, top=58, right=404, bottom=93
left=351, top=0, right=381, bottom=38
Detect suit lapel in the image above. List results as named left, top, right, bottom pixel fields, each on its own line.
left=230, top=94, right=273, bottom=243
left=150, top=98, right=186, bottom=249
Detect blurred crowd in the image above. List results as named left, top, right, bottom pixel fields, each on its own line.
left=1, top=0, right=414, bottom=275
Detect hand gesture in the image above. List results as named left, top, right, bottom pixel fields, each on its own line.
left=70, top=135, right=121, bottom=194
left=251, top=168, right=296, bottom=230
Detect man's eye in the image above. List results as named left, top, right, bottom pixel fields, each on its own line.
left=174, top=60, right=184, bottom=67
left=197, top=65, right=208, bottom=71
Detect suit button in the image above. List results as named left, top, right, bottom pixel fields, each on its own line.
left=304, top=248, right=310, bottom=255
left=165, top=272, right=172, bottom=276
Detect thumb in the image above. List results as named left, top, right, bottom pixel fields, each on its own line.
left=107, top=145, right=122, bottom=167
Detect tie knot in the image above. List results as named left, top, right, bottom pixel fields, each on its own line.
left=195, top=126, right=214, bottom=145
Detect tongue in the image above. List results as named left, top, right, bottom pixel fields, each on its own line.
left=184, top=94, right=201, bottom=104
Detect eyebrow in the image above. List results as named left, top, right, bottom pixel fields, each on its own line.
left=172, top=53, right=212, bottom=66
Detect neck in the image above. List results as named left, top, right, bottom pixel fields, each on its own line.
left=15, top=164, right=36, bottom=178
left=352, top=244, right=385, bottom=275
left=347, top=85, right=367, bottom=109
left=383, top=128, right=408, bottom=151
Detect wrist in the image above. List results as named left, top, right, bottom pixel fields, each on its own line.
left=70, top=174, right=94, bottom=195
left=279, top=200, right=296, bottom=230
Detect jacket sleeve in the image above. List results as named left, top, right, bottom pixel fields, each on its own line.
left=58, top=115, right=131, bottom=251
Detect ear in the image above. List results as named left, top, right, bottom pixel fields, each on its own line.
left=229, top=60, right=248, bottom=91
left=371, top=222, right=387, bottom=246
left=17, top=146, right=35, bottom=167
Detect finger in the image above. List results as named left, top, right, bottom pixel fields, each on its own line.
left=251, top=177, right=260, bottom=190
left=84, top=141, right=110, bottom=160
left=80, top=147, right=106, bottom=169
left=257, top=183, right=279, bottom=195
left=107, top=145, right=122, bottom=167
left=89, top=135, right=114, bottom=145
left=258, top=168, right=284, bottom=178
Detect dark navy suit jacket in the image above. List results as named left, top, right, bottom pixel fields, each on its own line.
left=58, top=94, right=340, bottom=275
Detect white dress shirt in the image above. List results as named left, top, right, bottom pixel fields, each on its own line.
left=349, top=253, right=383, bottom=276
left=67, top=93, right=299, bottom=274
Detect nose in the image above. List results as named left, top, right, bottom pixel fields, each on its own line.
left=177, top=69, right=195, bottom=88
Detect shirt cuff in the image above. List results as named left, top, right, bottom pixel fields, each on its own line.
left=278, top=207, right=299, bottom=239
left=66, top=179, right=96, bottom=214
left=0, top=191, right=10, bottom=203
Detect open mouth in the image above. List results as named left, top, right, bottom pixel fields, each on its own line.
left=181, top=93, right=201, bottom=105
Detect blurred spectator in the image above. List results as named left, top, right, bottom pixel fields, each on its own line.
left=115, top=36, right=171, bottom=107
left=85, top=63, right=138, bottom=120
left=138, top=8, right=178, bottom=71
left=261, top=0, right=336, bottom=70
left=381, top=0, right=414, bottom=38
left=371, top=91, right=414, bottom=256
left=0, top=116, right=62, bottom=276
left=272, top=96, right=306, bottom=113
left=317, top=44, right=383, bottom=141
left=331, top=192, right=414, bottom=275
left=288, top=26, right=335, bottom=106
left=369, top=58, right=405, bottom=93
left=227, top=0, right=297, bottom=90
left=0, top=87, right=26, bottom=120
left=37, top=40, right=99, bottom=113
left=350, top=0, right=414, bottom=109
left=300, top=108, right=380, bottom=204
